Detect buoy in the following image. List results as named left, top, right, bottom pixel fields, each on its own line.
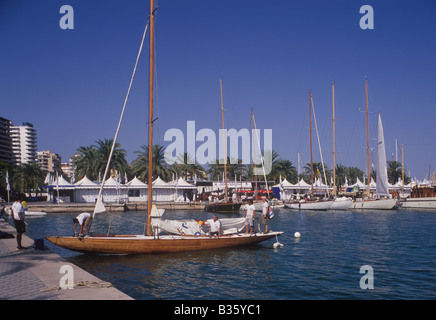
left=294, top=232, right=301, bottom=238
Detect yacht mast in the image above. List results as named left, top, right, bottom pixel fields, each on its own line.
left=365, top=77, right=370, bottom=197
left=147, top=0, right=155, bottom=235
left=310, top=90, right=314, bottom=199
left=332, top=81, right=336, bottom=196
left=220, top=79, right=228, bottom=202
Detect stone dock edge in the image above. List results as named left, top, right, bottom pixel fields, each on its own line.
left=0, top=219, right=133, bottom=300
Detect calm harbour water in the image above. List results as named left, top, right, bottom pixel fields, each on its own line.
left=22, top=207, right=436, bottom=300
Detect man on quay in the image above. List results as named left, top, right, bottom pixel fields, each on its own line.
left=12, top=199, right=26, bottom=249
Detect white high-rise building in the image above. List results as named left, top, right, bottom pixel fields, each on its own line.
left=10, top=122, right=37, bottom=165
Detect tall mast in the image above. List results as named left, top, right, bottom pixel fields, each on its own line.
left=332, top=81, right=336, bottom=196
left=220, top=79, right=228, bottom=202
left=309, top=90, right=314, bottom=199
left=401, top=144, right=405, bottom=198
left=365, top=77, right=370, bottom=196
left=147, top=0, right=155, bottom=235
left=252, top=108, right=258, bottom=197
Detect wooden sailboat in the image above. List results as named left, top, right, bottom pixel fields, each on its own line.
left=46, top=1, right=281, bottom=254
left=352, top=79, right=397, bottom=210
left=205, top=80, right=242, bottom=214
left=285, top=91, right=333, bottom=210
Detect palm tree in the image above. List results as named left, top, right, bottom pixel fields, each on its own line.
left=387, top=160, right=402, bottom=185
left=171, top=153, right=207, bottom=181
left=73, top=145, right=98, bottom=180
left=269, top=159, right=298, bottom=184
left=335, top=164, right=346, bottom=188
left=11, top=163, right=46, bottom=197
left=303, top=162, right=331, bottom=184
left=131, top=145, right=172, bottom=182
left=207, top=161, right=224, bottom=181
left=345, top=166, right=365, bottom=185
left=94, top=138, right=129, bottom=179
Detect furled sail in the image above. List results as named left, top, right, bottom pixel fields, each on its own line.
left=376, top=113, right=389, bottom=196
left=151, top=215, right=246, bottom=236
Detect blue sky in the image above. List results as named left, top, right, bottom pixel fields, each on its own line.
left=1, top=0, right=436, bottom=179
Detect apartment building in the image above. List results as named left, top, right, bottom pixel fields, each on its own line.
left=0, top=117, right=14, bottom=164
left=10, top=122, right=37, bottom=165
left=37, top=150, right=62, bottom=172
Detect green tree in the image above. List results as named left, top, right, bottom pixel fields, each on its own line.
left=269, top=159, right=298, bottom=184
left=73, top=145, right=98, bottom=180
left=387, top=160, right=403, bottom=185
left=303, top=162, right=332, bottom=184
left=171, top=153, right=207, bottom=180
left=131, top=145, right=172, bottom=182
left=11, top=163, right=46, bottom=197
left=206, top=157, right=247, bottom=181
left=94, top=138, right=129, bottom=179
left=344, top=166, right=365, bottom=185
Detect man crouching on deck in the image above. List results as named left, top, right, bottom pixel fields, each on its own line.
left=73, top=212, right=91, bottom=237
left=204, top=214, right=221, bottom=238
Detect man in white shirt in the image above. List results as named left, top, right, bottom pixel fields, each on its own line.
left=244, top=199, right=256, bottom=235
left=12, top=199, right=26, bottom=249
left=205, top=215, right=221, bottom=237
left=73, top=212, right=92, bottom=237
left=261, top=197, right=269, bottom=233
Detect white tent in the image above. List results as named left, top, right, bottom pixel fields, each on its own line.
left=74, top=176, right=98, bottom=187
left=99, top=177, right=126, bottom=203
left=172, top=177, right=196, bottom=202
left=126, top=176, right=147, bottom=187
left=51, top=175, right=74, bottom=188
left=125, top=177, right=148, bottom=202
left=152, top=177, right=175, bottom=202
left=350, top=177, right=366, bottom=189
left=46, top=175, right=74, bottom=203
left=73, top=176, right=99, bottom=203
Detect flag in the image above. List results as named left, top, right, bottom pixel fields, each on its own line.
left=44, top=172, right=50, bottom=184
left=6, top=170, right=10, bottom=191
left=196, top=220, right=205, bottom=226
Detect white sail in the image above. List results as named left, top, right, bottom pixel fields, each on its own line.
left=376, top=113, right=389, bottom=196
left=93, top=195, right=106, bottom=215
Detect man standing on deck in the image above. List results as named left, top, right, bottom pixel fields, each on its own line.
left=244, top=199, right=256, bottom=235
left=12, top=199, right=26, bottom=249
left=261, top=196, right=270, bottom=233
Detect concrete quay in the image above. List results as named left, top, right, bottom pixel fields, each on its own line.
left=0, top=220, right=132, bottom=300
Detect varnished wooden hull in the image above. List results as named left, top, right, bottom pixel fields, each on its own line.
left=45, top=232, right=283, bottom=255
left=205, top=202, right=242, bottom=213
